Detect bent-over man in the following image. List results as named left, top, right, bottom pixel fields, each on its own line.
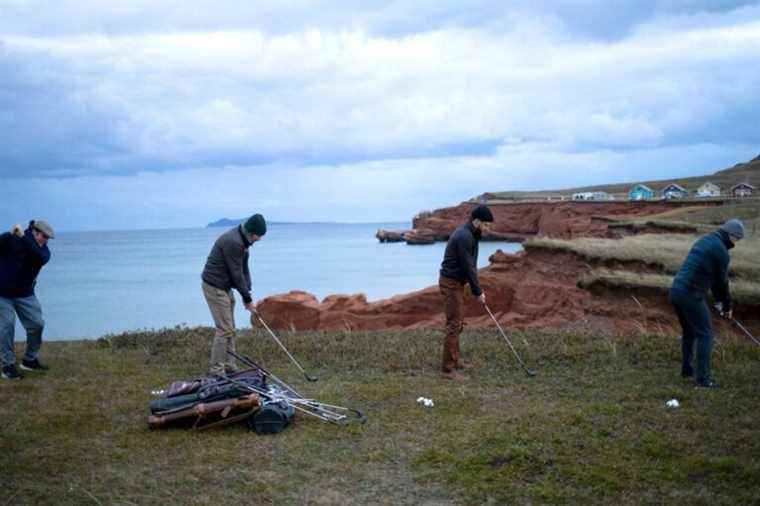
left=438, top=205, right=494, bottom=381
left=669, top=219, right=744, bottom=388
left=0, top=220, right=55, bottom=380
left=202, top=214, right=266, bottom=375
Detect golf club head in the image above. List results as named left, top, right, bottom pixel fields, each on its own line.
left=525, top=368, right=537, bottom=377
left=306, top=374, right=319, bottom=382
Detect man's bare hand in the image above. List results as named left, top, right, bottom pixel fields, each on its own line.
left=11, top=224, right=23, bottom=237
left=244, top=301, right=257, bottom=314
left=478, top=293, right=486, bottom=305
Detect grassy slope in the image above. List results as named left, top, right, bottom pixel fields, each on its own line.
left=526, top=234, right=760, bottom=281
left=644, top=201, right=760, bottom=234
left=2, top=326, right=760, bottom=505
left=481, top=157, right=760, bottom=200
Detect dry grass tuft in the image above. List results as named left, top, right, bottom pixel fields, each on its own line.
left=579, top=269, right=760, bottom=306
left=527, top=233, right=760, bottom=280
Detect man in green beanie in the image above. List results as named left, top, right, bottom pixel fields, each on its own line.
left=202, top=214, right=266, bottom=374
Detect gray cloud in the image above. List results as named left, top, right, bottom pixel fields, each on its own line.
left=1, top=2, right=759, bottom=227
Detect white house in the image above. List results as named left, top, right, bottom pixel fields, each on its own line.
left=662, top=183, right=689, bottom=200
left=572, top=191, right=614, bottom=201
left=731, top=183, right=756, bottom=198
left=696, top=182, right=721, bottom=198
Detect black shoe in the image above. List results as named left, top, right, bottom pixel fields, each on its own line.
left=20, top=358, right=49, bottom=372
left=681, top=368, right=694, bottom=378
left=2, top=364, right=23, bottom=380
left=696, top=379, right=719, bottom=389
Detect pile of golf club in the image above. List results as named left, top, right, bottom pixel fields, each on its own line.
left=225, top=350, right=365, bottom=425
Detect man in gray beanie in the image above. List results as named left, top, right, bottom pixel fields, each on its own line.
left=669, top=218, right=745, bottom=388
left=202, top=214, right=266, bottom=375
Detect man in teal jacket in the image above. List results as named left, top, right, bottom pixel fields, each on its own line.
left=669, top=219, right=744, bottom=388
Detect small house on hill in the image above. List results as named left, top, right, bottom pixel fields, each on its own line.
left=572, top=191, right=613, bottom=201
left=696, top=182, right=721, bottom=198
left=662, top=183, right=688, bottom=200
left=731, top=183, right=756, bottom=198
left=628, top=184, right=654, bottom=201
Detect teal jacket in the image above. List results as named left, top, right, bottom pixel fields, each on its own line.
left=671, top=230, right=732, bottom=310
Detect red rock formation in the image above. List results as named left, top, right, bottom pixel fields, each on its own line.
left=255, top=247, right=683, bottom=334
left=258, top=200, right=752, bottom=335
left=412, top=201, right=687, bottom=239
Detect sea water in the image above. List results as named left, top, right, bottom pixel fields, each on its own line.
left=18, top=223, right=521, bottom=340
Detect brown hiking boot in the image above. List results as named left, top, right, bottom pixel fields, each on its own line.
left=441, top=370, right=467, bottom=382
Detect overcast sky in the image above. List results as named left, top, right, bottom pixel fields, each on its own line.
left=1, top=1, right=759, bottom=230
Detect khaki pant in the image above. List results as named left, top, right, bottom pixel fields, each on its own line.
left=202, top=281, right=237, bottom=374
left=439, top=275, right=465, bottom=372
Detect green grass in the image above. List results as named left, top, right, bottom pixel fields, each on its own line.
left=606, top=219, right=708, bottom=234
left=526, top=233, right=760, bottom=280
left=2, top=325, right=760, bottom=504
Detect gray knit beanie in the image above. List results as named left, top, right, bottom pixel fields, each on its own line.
left=720, top=219, right=745, bottom=240
left=243, top=214, right=267, bottom=237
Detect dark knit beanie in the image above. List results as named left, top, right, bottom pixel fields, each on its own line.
left=470, top=205, right=494, bottom=222
left=244, top=214, right=267, bottom=236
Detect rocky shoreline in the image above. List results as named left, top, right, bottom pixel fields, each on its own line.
left=375, top=199, right=707, bottom=245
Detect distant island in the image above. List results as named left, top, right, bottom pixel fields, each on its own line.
left=206, top=219, right=401, bottom=227
left=206, top=218, right=244, bottom=228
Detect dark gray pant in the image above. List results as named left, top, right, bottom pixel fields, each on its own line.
left=669, top=288, right=712, bottom=383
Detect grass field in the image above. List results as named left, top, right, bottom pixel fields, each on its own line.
left=2, top=325, right=760, bottom=505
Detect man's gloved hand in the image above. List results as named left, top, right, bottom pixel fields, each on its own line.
left=478, top=293, right=486, bottom=305
left=11, top=224, right=23, bottom=237
left=714, top=302, right=732, bottom=320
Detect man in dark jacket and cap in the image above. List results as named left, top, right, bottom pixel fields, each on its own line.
left=0, top=220, right=54, bottom=380
left=438, top=205, right=494, bottom=381
left=669, top=219, right=745, bottom=388
left=202, top=214, right=266, bottom=375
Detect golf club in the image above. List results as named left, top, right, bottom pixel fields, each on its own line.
left=251, top=311, right=319, bottom=382
left=733, top=318, right=760, bottom=347
left=226, top=351, right=366, bottom=425
left=713, top=304, right=760, bottom=348
left=484, top=304, right=537, bottom=377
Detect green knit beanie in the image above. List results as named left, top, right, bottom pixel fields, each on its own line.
left=243, top=214, right=267, bottom=236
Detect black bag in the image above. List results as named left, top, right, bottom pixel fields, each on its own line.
left=247, top=401, right=295, bottom=435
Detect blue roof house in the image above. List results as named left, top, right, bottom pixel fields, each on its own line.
left=628, top=184, right=654, bottom=201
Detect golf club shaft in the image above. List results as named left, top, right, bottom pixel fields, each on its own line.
left=227, top=350, right=304, bottom=398
left=733, top=319, right=760, bottom=347
left=484, top=304, right=533, bottom=375
left=253, top=312, right=317, bottom=380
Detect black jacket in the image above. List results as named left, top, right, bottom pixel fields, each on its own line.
left=201, top=225, right=253, bottom=303
left=440, top=222, right=482, bottom=296
left=0, top=226, right=51, bottom=298
left=671, top=230, right=733, bottom=310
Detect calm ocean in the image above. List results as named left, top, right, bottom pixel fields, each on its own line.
left=17, top=223, right=521, bottom=340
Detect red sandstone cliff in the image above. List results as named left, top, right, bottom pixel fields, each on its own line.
left=258, top=200, right=753, bottom=336
left=410, top=201, right=694, bottom=240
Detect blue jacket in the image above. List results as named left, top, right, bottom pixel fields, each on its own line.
left=671, top=230, right=732, bottom=310
left=0, top=226, right=51, bottom=298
